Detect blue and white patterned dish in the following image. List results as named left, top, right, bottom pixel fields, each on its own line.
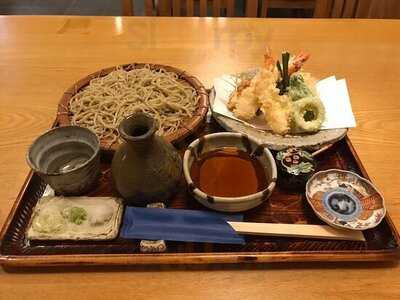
left=306, top=169, right=386, bottom=231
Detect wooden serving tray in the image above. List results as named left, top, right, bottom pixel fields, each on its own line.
left=0, top=122, right=399, bottom=267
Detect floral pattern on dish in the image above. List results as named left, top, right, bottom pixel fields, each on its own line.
left=305, top=169, right=386, bottom=230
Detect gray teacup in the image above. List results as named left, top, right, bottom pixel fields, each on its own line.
left=27, top=126, right=100, bottom=195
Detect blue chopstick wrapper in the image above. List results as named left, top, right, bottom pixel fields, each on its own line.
left=120, top=207, right=245, bottom=245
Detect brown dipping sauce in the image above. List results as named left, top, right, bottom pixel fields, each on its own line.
left=190, top=147, right=268, bottom=197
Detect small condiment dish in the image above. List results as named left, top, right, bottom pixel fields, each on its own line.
left=276, top=147, right=316, bottom=191
left=306, top=169, right=386, bottom=230
left=27, top=126, right=100, bottom=195
left=183, top=132, right=277, bottom=212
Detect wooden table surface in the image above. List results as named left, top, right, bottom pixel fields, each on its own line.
left=1, top=16, right=400, bottom=299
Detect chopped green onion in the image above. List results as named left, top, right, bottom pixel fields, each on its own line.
left=276, top=61, right=283, bottom=78
left=282, top=52, right=290, bottom=91
left=277, top=52, right=291, bottom=95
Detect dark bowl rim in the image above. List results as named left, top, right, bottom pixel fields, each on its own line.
left=183, top=132, right=277, bottom=204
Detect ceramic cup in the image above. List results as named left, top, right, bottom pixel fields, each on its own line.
left=27, top=126, right=100, bottom=195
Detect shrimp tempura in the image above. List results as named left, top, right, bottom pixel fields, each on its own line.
left=253, top=68, right=292, bottom=134
left=227, top=49, right=310, bottom=135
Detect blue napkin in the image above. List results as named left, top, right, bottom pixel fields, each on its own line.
left=120, top=207, right=245, bottom=245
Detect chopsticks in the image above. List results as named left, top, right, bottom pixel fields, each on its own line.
left=311, top=143, right=334, bottom=157
left=228, top=222, right=365, bottom=241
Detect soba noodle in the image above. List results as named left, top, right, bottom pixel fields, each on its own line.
left=68, top=65, right=199, bottom=145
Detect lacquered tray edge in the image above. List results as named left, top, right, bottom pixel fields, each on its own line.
left=1, top=249, right=399, bottom=267
left=0, top=118, right=59, bottom=251
left=344, top=136, right=400, bottom=247
left=0, top=170, right=34, bottom=248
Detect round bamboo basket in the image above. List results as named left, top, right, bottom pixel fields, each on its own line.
left=57, top=63, right=209, bottom=150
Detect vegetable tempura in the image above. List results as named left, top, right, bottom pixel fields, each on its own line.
left=228, top=50, right=325, bottom=135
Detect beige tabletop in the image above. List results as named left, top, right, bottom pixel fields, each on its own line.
left=0, top=16, right=400, bottom=299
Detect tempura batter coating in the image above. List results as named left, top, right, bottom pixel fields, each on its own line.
left=228, top=80, right=259, bottom=121
left=253, top=68, right=292, bottom=134
left=227, top=50, right=324, bottom=135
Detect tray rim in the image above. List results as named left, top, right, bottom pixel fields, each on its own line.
left=1, top=136, right=399, bottom=267
left=1, top=249, right=399, bottom=267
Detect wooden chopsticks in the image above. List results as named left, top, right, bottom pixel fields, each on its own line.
left=228, top=222, right=365, bottom=241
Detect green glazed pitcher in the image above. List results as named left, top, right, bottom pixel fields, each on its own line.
left=111, top=113, right=182, bottom=205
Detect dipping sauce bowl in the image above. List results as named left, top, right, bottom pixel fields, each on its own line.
left=183, top=132, right=277, bottom=212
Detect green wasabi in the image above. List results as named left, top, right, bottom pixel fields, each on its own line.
left=62, top=207, right=87, bottom=225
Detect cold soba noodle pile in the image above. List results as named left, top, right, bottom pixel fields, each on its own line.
left=69, top=66, right=199, bottom=145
